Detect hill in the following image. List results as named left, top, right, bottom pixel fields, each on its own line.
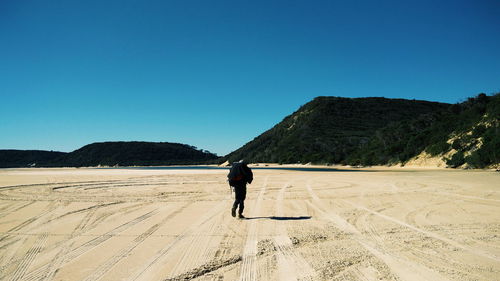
left=0, top=150, right=66, bottom=168
left=3, top=94, right=498, bottom=169
left=225, top=97, right=450, bottom=164
left=0, top=141, right=219, bottom=168
left=346, top=93, right=499, bottom=168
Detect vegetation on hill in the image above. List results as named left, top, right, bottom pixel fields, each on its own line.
left=0, top=142, right=218, bottom=168
left=225, top=97, right=449, bottom=164
left=346, top=93, right=499, bottom=168
left=64, top=142, right=218, bottom=167
left=0, top=150, right=66, bottom=168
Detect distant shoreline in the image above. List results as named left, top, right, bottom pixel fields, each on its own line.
left=2, top=163, right=494, bottom=172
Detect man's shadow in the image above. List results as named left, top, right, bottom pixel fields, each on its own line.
left=243, top=216, right=312, bottom=220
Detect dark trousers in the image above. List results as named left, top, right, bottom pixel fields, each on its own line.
left=232, top=184, right=247, bottom=215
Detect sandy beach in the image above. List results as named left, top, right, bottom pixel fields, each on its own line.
left=0, top=167, right=499, bottom=281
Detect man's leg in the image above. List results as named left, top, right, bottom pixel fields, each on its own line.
left=238, top=200, right=244, bottom=215
left=232, top=185, right=243, bottom=218
left=238, top=186, right=247, bottom=218
left=231, top=199, right=238, bottom=217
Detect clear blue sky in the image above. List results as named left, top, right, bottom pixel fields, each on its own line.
left=1, top=0, right=499, bottom=156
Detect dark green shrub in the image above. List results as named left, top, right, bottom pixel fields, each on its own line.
left=426, top=141, right=450, bottom=156
left=451, top=139, right=462, bottom=150
left=465, top=152, right=484, bottom=168
left=472, top=125, right=486, bottom=137
left=446, top=151, right=465, bottom=168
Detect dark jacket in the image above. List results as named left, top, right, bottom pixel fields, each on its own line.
left=228, top=162, right=253, bottom=186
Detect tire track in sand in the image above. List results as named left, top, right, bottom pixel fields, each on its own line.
left=305, top=182, right=451, bottom=281
left=63, top=209, right=158, bottom=262
left=0, top=203, right=103, bottom=277
left=5, top=202, right=145, bottom=277
left=239, top=176, right=268, bottom=281
left=82, top=203, right=190, bottom=281
left=22, top=209, right=158, bottom=281
left=274, top=183, right=314, bottom=281
left=0, top=202, right=57, bottom=245
left=128, top=201, right=227, bottom=281
left=422, top=190, right=500, bottom=204
left=165, top=201, right=228, bottom=278
left=0, top=202, right=58, bottom=272
left=41, top=206, right=100, bottom=281
left=7, top=233, right=48, bottom=281
left=0, top=201, right=35, bottom=220
left=344, top=200, right=500, bottom=262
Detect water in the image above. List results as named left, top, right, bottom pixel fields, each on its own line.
left=96, top=166, right=361, bottom=172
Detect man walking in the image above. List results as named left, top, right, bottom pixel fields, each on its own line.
left=227, top=160, right=253, bottom=219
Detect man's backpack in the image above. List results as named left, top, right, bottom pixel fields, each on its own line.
left=228, top=162, right=245, bottom=182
